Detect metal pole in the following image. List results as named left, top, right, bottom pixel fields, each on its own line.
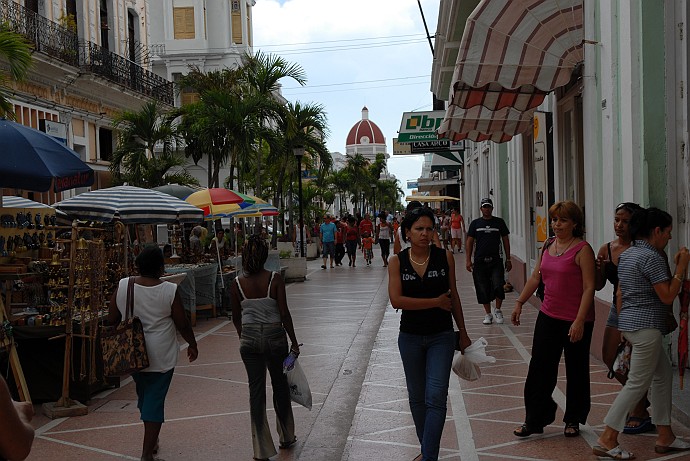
left=298, top=155, right=305, bottom=258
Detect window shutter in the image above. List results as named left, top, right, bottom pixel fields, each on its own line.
left=173, top=7, right=195, bottom=39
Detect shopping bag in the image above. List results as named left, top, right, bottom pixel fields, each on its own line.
left=452, top=337, right=496, bottom=381
left=608, top=340, right=632, bottom=379
left=285, top=359, right=312, bottom=410
left=100, top=277, right=149, bottom=377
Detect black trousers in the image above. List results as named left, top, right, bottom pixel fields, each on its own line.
left=524, top=311, right=594, bottom=428
left=335, top=243, right=345, bottom=264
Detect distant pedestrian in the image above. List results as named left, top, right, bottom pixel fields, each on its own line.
left=465, top=198, right=511, bottom=325
left=376, top=213, right=392, bottom=267
left=334, top=217, right=346, bottom=266
left=450, top=209, right=466, bottom=253
left=230, top=235, right=300, bottom=460
left=345, top=216, right=360, bottom=267
left=320, top=214, right=337, bottom=269
left=359, top=213, right=374, bottom=236
left=361, top=232, right=374, bottom=266
left=292, top=220, right=310, bottom=257
left=388, top=206, right=471, bottom=461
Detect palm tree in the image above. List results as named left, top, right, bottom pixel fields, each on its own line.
left=0, top=28, right=32, bottom=118
left=110, top=101, right=195, bottom=187
left=344, top=153, right=371, bottom=213
left=238, top=51, right=307, bottom=196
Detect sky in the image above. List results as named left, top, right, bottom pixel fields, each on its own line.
left=251, top=0, right=441, bottom=200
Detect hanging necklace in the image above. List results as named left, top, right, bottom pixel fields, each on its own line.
left=409, top=250, right=431, bottom=266
left=555, top=237, right=576, bottom=257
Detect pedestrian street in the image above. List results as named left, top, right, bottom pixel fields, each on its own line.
left=23, top=249, right=690, bottom=461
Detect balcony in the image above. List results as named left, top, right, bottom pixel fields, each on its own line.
left=0, top=0, right=173, bottom=106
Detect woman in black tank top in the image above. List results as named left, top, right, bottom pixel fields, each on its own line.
left=595, top=202, right=652, bottom=434
left=387, top=207, right=471, bottom=461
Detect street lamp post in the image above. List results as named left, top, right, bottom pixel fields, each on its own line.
left=371, top=183, right=377, bottom=217
left=293, top=147, right=305, bottom=257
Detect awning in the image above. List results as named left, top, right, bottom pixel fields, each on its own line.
left=438, top=105, right=535, bottom=143
left=430, top=152, right=463, bottom=172
left=406, top=195, right=460, bottom=203
left=438, top=0, right=584, bottom=143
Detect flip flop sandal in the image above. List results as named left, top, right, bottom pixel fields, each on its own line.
left=564, top=422, right=580, bottom=437
left=623, top=416, right=655, bottom=435
left=655, top=437, right=690, bottom=453
left=592, top=445, right=634, bottom=459
left=513, top=424, right=544, bottom=437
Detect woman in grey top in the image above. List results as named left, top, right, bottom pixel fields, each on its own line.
left=230, top=235, right=300, bottom=461
left=595, top=208, right=690, bottom=459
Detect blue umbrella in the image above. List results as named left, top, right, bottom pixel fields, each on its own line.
left=0, top=118, right=94, bottom=192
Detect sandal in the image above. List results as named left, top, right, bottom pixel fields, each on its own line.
left=564, top=422, right=580, bottom=437
left=623, top=416, right=655, bottom=435
left=592, top=445, right=634, bottom=459
left=279, top=437, right=297, bottom=449
left=655, top=437, right=690, bottom=454
left=513, top=423, right=544, bottom=437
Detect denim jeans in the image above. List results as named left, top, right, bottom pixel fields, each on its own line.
left=398, top=330, right=455, bottom=461
left=240, top=324, right=295, bottom=460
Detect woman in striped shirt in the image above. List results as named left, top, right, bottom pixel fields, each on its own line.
left=595, top=207, right=690, bottom=459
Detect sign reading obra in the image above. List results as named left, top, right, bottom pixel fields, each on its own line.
left=398, top=110, right=447, bottom=143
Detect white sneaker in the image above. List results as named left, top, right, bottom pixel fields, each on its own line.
left=494, top=309, right=504, bottom=324
left=482, top=314, right=493, bottom=325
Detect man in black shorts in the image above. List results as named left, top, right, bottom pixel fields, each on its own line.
left=465, top=198, right=512, bottom=325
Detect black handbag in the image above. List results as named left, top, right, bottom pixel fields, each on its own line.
left=536, top=238, right=555, bottom=301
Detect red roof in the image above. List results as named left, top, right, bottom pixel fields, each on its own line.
left=346, top=106, right=385, bottom=146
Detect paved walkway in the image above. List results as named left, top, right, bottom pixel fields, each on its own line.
left=22, top=251, right=690, bottom=460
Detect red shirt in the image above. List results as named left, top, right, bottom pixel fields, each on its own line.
left=359, top=219, right=373, bottom=235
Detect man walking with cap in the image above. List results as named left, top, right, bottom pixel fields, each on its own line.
left=465, top=198, right=512, bottom=324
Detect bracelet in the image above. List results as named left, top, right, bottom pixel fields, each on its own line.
left=516, top=299, right=525, bottom=304
left=674, top=274, right=684, bottom=282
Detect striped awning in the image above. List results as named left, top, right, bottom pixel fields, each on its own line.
left=54, top=185, right=204, bottom=224
left=438, top=0, right=584, bottom=142
left=438, top=105, right=535, bottom=143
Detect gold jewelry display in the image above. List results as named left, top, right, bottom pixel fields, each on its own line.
left=409, top=250, right=431, bottom=266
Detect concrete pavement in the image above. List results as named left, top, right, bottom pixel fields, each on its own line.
left=22, top=250, right=690, bottom=460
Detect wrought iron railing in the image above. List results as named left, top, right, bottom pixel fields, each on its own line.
left=0, top=0, right=173, bottom=105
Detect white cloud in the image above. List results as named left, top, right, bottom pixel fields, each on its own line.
left=252, top=0, right=440, bottom=197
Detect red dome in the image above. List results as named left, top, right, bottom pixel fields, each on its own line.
left=346, top=106, right=385, bottom=146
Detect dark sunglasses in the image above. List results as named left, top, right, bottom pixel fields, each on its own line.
left=615, top=202, right=642, bottom=213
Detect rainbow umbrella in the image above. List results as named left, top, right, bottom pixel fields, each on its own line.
left=185, top=188, right=245, bottom=216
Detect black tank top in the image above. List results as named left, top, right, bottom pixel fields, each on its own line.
left=399, top=246, right=453, bottom=335
left=604, top=242, right=619, bottom=303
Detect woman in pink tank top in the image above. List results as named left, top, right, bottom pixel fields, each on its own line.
left=511, top=200, right=596, bottom=439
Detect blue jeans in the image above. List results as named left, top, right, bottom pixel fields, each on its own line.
left=398, top=330, right=455, bottom=461
left=240, top=324, right=295, bottom=459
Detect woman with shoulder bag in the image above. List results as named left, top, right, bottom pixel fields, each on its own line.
left=230, top=235, right=300, bottom=461
left=595, top=207, right=690, bottom=459
left=107, top=246, right=198, bottom=461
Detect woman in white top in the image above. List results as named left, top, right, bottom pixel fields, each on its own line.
left=230, top=235, right=300, bottom=460
left=376, top=214, right=393, bottom=267
left=107, top=246, right=198, bottom=461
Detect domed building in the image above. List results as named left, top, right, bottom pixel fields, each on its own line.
left=345, top=107, right=389, bottom=162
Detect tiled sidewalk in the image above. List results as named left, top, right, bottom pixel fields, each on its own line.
left=21, top=251, right=690, bottom=460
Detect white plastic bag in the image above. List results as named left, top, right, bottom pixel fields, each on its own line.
left=452, top=337, right=496, bottom=381
left=285, top=359, right=312, bottom=410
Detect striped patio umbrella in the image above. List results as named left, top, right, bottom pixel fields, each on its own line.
left=53, top=185, right=204, bottom=223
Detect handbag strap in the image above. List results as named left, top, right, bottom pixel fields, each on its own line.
left=125, top=276, right=135, bottom=320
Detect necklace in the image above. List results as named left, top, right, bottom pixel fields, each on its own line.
left=554, top=237, right=576, bottom=257
left=409, top=250, right=431, bottom=266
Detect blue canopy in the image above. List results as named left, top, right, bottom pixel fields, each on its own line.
left=0, top=119, right=94, bottom=192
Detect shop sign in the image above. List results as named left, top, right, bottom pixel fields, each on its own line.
left=398, top=111, right=447, bottom=143
left=39, top=119, right=67, bottom=144
left=407, top=181, right=419, bottom=189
